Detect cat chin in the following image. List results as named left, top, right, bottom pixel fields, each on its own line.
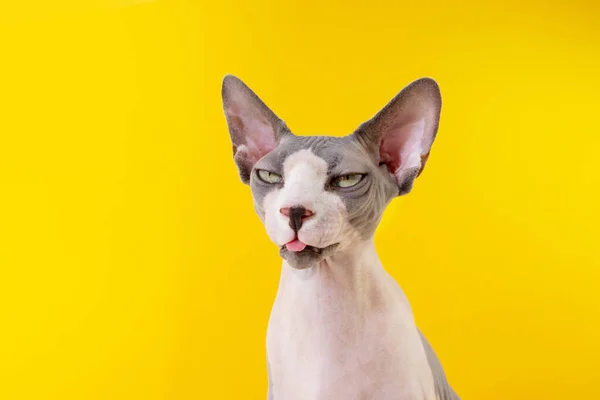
left=279, top=243, right=339, bottom=270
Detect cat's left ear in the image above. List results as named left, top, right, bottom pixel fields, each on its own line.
left=221, top=75, right=289, bottom=184
left=353, top=78, right=442, bottom=195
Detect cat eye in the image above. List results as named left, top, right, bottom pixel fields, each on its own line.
left=332, top=173, right=365, bottom=188
left=257, top=169, right=283, bottom=184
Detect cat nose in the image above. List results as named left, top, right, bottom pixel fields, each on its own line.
left=280, top=206, right=314, bottom=232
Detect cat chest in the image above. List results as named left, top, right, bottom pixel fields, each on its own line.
left=266, top=301, right=435, bottom=400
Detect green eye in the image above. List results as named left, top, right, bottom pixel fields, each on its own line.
left=257, top=170, right=283, bottom=184
left=333, top=173, right=365, bottom=188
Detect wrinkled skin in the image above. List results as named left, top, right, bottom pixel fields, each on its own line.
left=221, top=75, right=459, bottom=400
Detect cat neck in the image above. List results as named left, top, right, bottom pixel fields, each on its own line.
left=277, top=239, right=401, bottom=309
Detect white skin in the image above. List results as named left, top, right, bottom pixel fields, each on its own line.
left=264, top=151, right=436, bottom=400
left=264, top=150, right=350, bottom=250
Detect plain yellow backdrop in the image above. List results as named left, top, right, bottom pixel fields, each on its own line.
left=1, top=0, right=599, bottom=399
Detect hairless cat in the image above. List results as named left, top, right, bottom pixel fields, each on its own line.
left=221, top=75, right=459, bottom=400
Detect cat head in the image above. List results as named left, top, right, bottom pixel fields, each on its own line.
left=221, top=75, right=441, bottom=269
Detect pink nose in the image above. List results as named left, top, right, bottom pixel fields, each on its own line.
left=279, top=206, right=314, bottom=218
left=279, top=206, right=314, bottom=232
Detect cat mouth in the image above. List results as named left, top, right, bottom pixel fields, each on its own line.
left=281, top=243, right=324, bottom=254
left=279, top=241, right=340, bottom=269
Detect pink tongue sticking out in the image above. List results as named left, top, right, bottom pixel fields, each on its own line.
left=286, top=239, right=307, bottom=252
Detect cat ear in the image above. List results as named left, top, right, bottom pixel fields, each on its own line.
left=221, top=75, right=289, bottom=184
left=353, top=78, right=442, bottom=195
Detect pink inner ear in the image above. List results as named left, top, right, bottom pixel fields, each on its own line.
left=228, top=103, right=278, bottom=164
left=379, top=119, right=426, bottom=179
left=244, top=121, right=277, bottom=164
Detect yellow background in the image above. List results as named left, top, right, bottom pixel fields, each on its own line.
left=1, top=0, right=599, bottom=399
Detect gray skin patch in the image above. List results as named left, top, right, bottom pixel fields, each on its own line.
left=250, top=133, right=401, bottom=269
left=279, top=242, right=340, bottom=270
left=251, top=133, right=401, bottom=237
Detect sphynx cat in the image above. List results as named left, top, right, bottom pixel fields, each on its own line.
left=221, top=75, right=459, bottom=400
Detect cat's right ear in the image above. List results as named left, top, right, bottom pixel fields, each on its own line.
left=221, top=75, right=289, bottom=184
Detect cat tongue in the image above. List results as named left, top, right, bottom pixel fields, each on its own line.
left=286, top=239, right=307, bottom=252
